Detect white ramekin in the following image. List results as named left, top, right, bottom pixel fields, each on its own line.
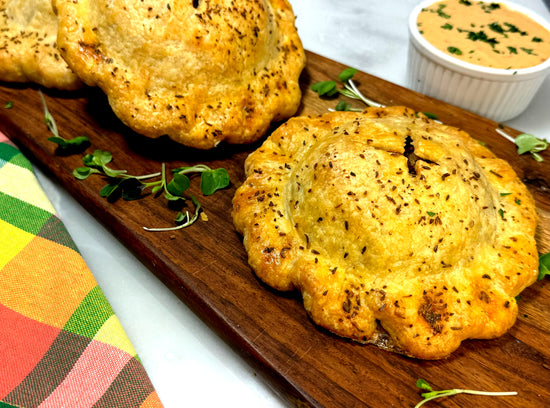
left=407, top=0, right=550, bottom=122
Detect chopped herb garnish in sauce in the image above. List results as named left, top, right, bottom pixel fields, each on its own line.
left=489, top=22, right=505, bottom=34
left=436, top=4, right=451, bottom=18
left=467, top=30, right=498, bottom=47
left=417, top=0, right=550, bottom=69
left=481, top=3, right=501, bottom=13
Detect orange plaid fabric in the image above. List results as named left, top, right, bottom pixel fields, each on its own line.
left=0, top=133, right=164, bottom=408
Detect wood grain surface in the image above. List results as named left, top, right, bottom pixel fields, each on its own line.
left=1, top=51, right=548, bottom=408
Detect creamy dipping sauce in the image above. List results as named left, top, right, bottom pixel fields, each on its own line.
left=417, top=0, right=550, bottom=69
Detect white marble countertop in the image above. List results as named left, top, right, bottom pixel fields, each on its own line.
left=34, top=1, right=550, bottom=407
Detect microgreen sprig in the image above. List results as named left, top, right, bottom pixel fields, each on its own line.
left=172, top=164, right=230, bottom=196
left=414, top=379, right=517, bottom=408
left=40, top=92, right=229, bottom=232
left=514, top=133, right=548, bottom=161
left=39, top=91, right=89, bottom=152
left=338, top=68, right=385, bottom=108
left=143, top=164, right=228, bottom=231
left=538, top=252, right=550, bottom=280
left=73, top=150, right=230, bottom=230
left=311, top=68, right=439, bottom=121
left=74, top=149, right=161, bottom=200
left=143, top=194, right=202, bottom=232
left=311, top=68, right=385, bottom=111
left=496, top=128, right=548, bottom=162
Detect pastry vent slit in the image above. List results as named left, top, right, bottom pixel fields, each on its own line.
left=404, top=135, right=438, bottom=174
left=404, top=136, right=418, bottom=176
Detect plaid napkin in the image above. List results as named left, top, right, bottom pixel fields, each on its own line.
left=0, top=133, right=163, bottom=408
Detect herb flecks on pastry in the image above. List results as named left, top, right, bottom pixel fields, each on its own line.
left=232, top=106, right=539, bottom=359
left=0, top=0, right=82, bottom=90
left=53, top=0, right=305, bottom=149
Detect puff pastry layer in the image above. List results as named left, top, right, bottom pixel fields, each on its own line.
left=232, top=106, right=539, bottom=359
left=53, top=0, right=305, bottom=149
left=0, top=0, right=82, bottom=90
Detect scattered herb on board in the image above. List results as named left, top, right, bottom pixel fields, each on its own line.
left=414, top=379, right=517, bottom=408
left=495, top=128, right=548, bottom=162
left=539, top=252, right=550, bottom=280
left=511, top=133, right=548, bottom=161
left=311, top=68, right=438, bottom=121
left=311, top=67, right=384, bottom=112
left=39, top=91, right=229, bottom=231
left=40, top=91, right=90, bottom=153
left=422, top=112, right=439, bottom=120
left=73, top=149, right=230, bottom=231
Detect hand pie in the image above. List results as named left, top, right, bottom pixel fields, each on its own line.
left=232, top=106, right=539, bottom=359
left=53, top=0, right=305, bottom=150
left=0, top=0, right=82, bottom=90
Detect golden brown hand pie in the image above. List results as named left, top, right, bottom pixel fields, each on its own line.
left=0, top=0, right=82, bottom=90
left=232, top=106, right=539, bottom=359
left=53, top=0, right=305, bottom=150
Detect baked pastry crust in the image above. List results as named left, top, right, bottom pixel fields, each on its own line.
left=53, top=0, right=305, bottom=149
left=0, top=0, right=82, bottom=90
left=232, top=106, right=539, bottom=359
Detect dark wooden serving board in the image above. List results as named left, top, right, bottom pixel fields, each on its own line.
left=1, top=51, right=549, bottom=408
